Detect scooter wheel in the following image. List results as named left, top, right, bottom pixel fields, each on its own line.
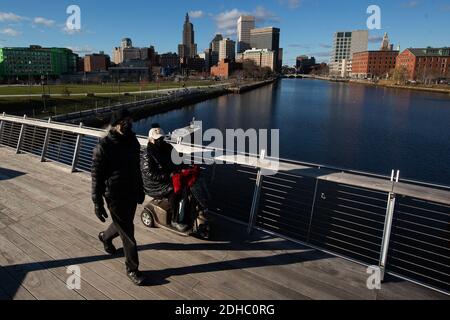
left=141, top=209, right=155, bottom=228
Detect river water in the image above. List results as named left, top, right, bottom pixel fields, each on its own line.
left=134, top=79, right=450, bottom=186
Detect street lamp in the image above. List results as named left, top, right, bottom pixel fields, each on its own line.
left=28, top=60, right=32, bottom=95
left=41, top=74, right=47, bottom=113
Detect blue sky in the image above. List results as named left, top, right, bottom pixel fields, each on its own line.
left=0, top=0, right=449, bottom=65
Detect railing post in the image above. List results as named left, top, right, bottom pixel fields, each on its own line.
left=248, top=169, right=263, bottom=234
left=306, top=178, right=320, bottom=243
left=0, top=114, right=4, bottom=143
left=71, top=122, right=83, bottom=173
left=16, top=115, right=27, bottom=154
left=247, top=150, right=266, bottom=234
left=40, top=118, right=52, bottom=162
left=379, top=170, right=400, bottom=281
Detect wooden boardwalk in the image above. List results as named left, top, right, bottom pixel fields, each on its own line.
left=0, top=146, right=447, bottom=300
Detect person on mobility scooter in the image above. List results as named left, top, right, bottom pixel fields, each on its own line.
left=140, top=123, right=211, bottom=239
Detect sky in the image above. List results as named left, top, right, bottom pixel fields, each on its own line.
left=0, top=0, right=449, bottom=65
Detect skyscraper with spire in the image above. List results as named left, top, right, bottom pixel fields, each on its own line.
left=178, top=13, right=197, bottom=60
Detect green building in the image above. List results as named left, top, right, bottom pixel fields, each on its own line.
left=0, top=45, right=78, bottom=80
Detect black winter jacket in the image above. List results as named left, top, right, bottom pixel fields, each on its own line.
left=91, top=130, right=144, bottom=207
left=141, top=141, right=178, bottom=198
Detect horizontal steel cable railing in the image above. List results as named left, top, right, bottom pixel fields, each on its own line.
left=0, top=113, right=448, bottom=295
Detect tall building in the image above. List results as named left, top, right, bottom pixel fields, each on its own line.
left=84, top=52, right=110, bottom=72
left=121, top=38, right=132, bottom=49
left=250, top=27, right=281, bottom=71
left=250, top=27, right=280, bottom=52
left=0, top=46, right=77, bottom=79
left=396, top=47, right=450, bottom=81
left=329, top=30, right=368, bottom=76
left=210, top=34, right=223, bottom=53
left=243, top=48, right=276, bottom=71
left=237, top=16, right=255, bottom=53
left=219, top=38, right=236, bottom=61
left=178, top=13, right=197, bottom=60
left=209, top=34, right=223, bottom=67
left=112, top=38, right=134, bottom=64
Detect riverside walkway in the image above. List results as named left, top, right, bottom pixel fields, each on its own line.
left=0, top=147, right=447, bottom=300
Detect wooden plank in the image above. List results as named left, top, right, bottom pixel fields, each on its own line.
left=40, top=209, right=209, bottom=300
left=1, top=226, right=109, bottom=300
left=21, top=215, right=183, bottom=300
left=63, top=198, right=307, bottom=299
left=0, top=233, right=84, bottom=300
left=0, top=265, right=36, bottom=300
left=9, top=221, right=135, bottom=300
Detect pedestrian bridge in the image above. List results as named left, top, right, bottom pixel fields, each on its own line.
left=0, top=114, right=448, bottom=300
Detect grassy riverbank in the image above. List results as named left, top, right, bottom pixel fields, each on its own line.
left=299, top=75, right=450, bottom=95
left=0, top=80, right=217, bottom=95
left=0, top=93, right=166, bottom=118
left=0, top=80, right=220, bottom=118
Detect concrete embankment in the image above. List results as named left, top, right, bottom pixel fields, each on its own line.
left=54, top=79, right=278, bottom=127
left=295, top=75, right=449, bottom=94
left=227, top=78, right=278, bottom=94
left=57, top=87, right=228, bottom=127
left=348, top=80, right=450, bottom=95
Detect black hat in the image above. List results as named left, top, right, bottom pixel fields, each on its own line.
left=151, top=123, right=161, bottom=129
left=110, top=109, right=132, bottom=126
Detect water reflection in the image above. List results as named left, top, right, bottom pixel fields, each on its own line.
left=133, top=79, right=450, bottom=185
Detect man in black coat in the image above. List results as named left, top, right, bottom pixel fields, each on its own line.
left=91, top=109, right=146, bottom=286
left=141, top=124, right=187, bottom=231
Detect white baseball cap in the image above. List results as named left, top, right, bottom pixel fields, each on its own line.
left=149, top=127, right=165, bottom=140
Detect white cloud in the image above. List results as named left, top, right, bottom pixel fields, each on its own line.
left=214, top=9, right=245, bottom=36
left=33, top=17, right=55, bottom=27
left=189, top=10, right=204, bottom=19
left=0, top=12, right=25, bottom=22
left=0, top=28, right=22, bottom=37
left=214, top=7, right=280, bottom=36
left=68, top=45, right=96, bottom=54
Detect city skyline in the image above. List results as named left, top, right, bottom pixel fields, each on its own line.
left=0, top=0, right=449, bottom=65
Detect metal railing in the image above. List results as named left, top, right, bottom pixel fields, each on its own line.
left=0, top=113, right=449, bottom=295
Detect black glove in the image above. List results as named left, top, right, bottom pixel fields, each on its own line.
left=137, top=191, right=145, bottom=205
left=95, top=205, right=108, bottom=223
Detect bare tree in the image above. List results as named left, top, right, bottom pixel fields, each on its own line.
left=392, top=66, right=408, bottom=85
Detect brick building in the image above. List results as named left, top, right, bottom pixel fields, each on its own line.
left=351, top=50, right=399, bottom=79
left=396, top=47, right=450, bottom=81
left=84, top=53, right=110, bottom=72
left=211, top=59, right=239, bottom=79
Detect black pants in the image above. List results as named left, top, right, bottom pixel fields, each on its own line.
left=167, top=192, right=178, bottom=223
left=103, top=199, right=139, bottom=272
